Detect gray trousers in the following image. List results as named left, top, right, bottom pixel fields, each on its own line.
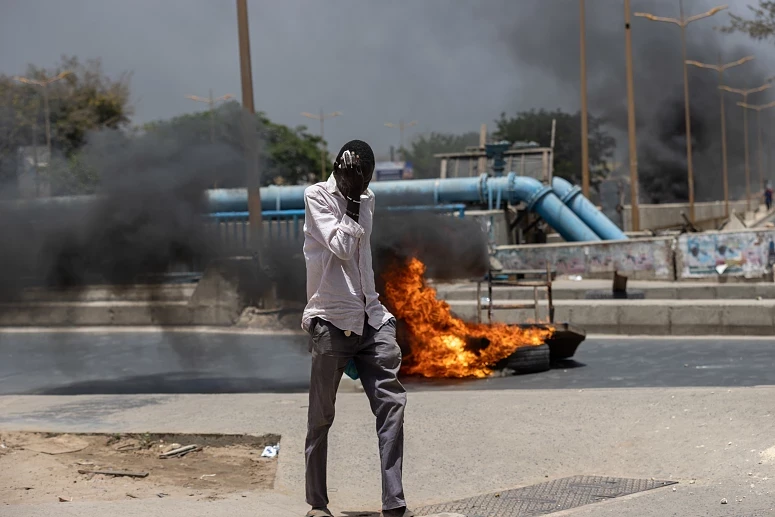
left=305, top=317, right=407, bottom=511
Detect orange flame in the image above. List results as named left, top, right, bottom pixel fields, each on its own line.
left=382, top=257, right=554, bottom=379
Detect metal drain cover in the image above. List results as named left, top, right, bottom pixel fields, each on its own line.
left=415, top=475, right=677, bottom=517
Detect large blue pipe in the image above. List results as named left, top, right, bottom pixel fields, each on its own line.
left=9, top=174, right=608, bottom=242
left=498, top=174, right=600, bottom=242
left=205, top=177, right=486, bottom=212
left=551, top=176, right=628, bottom=240
left=207, top=173, right=601, bottom=242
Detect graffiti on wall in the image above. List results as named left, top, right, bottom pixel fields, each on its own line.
left=679, top=230, right=775, bottom=278
left=496, top=245, right=586, bottom=275
left=495, top=238, right=673, bottom=279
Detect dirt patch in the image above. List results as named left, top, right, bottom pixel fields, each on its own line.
left=0, top=431, right=280, bottom=504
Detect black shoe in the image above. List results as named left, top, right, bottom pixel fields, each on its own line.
left=382, top=507, right=414, bottom=517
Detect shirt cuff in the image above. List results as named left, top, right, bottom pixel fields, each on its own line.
left=340, top=214, right=365, bottom=238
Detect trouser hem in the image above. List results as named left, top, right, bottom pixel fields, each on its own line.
left=382, top=497, right=407, bottom=511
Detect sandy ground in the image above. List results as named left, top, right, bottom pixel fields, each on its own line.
left=0, top=432, right=278, bottom=505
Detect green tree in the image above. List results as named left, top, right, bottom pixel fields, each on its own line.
left=143, top=101, right=322, bottom=187
left=493, top=109, right=615, bottom=189
left=720, top=1, right=775, bottom=41
left=402, top=131, right=481, bottom=179
left=0, top=55, right=132, bottom=192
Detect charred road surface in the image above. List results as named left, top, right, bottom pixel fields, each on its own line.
left=0, top=330, right=773, bottom=395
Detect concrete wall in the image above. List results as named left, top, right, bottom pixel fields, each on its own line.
left=676, top=228, right=775, bottom=280
left=496, top=228, right=775, bottom=282
left=621, top=200, right=756, bottom=232
left=494, top=237, right=675, bottom=280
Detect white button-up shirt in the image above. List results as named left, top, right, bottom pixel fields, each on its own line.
left=301, top=173, right=393, bottom=335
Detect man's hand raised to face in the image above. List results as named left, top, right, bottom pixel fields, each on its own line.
left=336, top=150, right=366, bottom=223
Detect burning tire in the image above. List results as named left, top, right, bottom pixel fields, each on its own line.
left=499, top=344, right=551, bottom=375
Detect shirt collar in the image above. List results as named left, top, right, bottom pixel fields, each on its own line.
left=326, top=172, right=373, bottom=199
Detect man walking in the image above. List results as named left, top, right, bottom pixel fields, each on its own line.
left=302, top=140, right=412, bottom=517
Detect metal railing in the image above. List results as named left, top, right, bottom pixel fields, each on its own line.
left=207, top=205, right=467, bottom=251
left=476, top=263, right=556, bottom=324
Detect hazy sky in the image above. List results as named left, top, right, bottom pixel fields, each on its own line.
left=1, top=0, right=772, bottom=159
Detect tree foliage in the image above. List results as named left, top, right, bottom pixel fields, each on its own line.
left=0, top=55, right=132, bottom=191
left=493, top=109, right=615, bottom=188
left=143, top=101, right=322, bottom=187
left=402, top=131, right=481, bottom=179
left=720, top=1, right=775, bottom=41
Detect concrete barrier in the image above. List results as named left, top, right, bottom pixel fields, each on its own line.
left=433, top=280, right=775, bottom=301
left=496, top=227, right=775, bottom=282
left=494, top=236, right=674, bottom=281
left=676, top=228, right=775, bottom=280
left=446, top=299, right=775, bottom=336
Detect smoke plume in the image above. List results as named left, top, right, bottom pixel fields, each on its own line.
left=0, top=107, right=250, bottom=301
left=489, top=0, right=772, bottom=203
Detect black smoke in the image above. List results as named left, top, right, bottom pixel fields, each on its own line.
left=0, top=104, right=255, bottom=302
left=0, top=104, right=489, bottom=308
left=488, top=0, right=773, bottom=202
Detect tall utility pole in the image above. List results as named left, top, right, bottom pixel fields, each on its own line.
left=13, top=70, right=72, bottom=160
left=719, top=83, right=772, bottom=211
left=236, top=0, right=261, bottom=250
left=384, top=119, right=418, bottom=161
left=770, top=112, right=774, bottom=184
left=185, top=90, right=234, bottom=143
left=738, top=100, right=775, bottom=203
left=302, top=109, right=342, bottom=181
left=624, top=0, right=640, bottom=231
left=685, top=55, right=754, bottom=218
left=635, top=2, right=728, bottom=224
left=579, top=0, right=590, bottom=198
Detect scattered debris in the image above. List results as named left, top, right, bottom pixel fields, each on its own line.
left=58, top=496, right=72, bottom=503
left=78, top=469, right=149, bottom=479
left=159, top=445, right=199, bottom=459
left=260, top=445, right=280, bottom=458
left=0, top=431, right=278, bottom=505
left=721, top=498, right=728, bottom=504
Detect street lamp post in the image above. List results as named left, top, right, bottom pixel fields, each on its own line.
left=185, top=90, right=234, bottom=143
left=719, top=83, right=772, bottom=211
left=579, top=0, right=590, bottom=198
left=685, top=55, right=754, bottom=217
left=738, top=100, right=775, bottom=206
left=13, top=71, right=72, bottom=160
left=624, top=0, right=640, bottom=232
left=302, top=110, right=342, bottom=182
left=635, top=2, right=728, bottom=223
left=186, top=90, right=234, bottom=188
left=384, top=120, right=418, bottom=162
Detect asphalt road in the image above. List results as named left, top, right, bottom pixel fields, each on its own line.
left=0, top=329, right=773, bottom=395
